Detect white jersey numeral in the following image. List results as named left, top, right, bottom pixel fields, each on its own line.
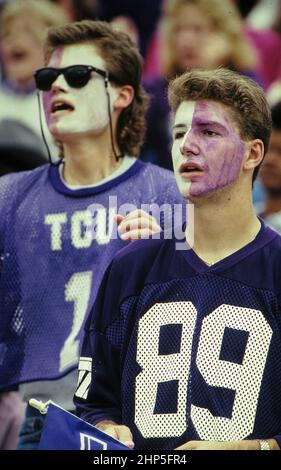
left=135, top=302, right=196, bottom=438
left=135, top=302, right=272, bottom=440
left=59, top=271, right=93, bottom=372
left=75, top=357, right=93, bottom=400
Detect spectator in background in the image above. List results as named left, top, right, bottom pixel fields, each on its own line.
left=232, top=0, right=281, bottom=203
left=0, top=0, right=68, bottom=158
left=233, top=0, right=281, bottom=91
left=50, top=0, right=99, bottom=21
left=141, top=0, right=260, bottom=170
left=110, top=15, right=139, bottom=47
left=98, top=0, right=162, bottom=57
left=258, top=101, right=281, bottom=232
left=264, top=1, right=281, bottom=106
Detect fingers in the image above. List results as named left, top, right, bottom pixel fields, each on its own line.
left=115, top=425, right=135, bottom=449
left=101, top=425, right=119, bottom=440
left=114, top=214, right=124, bottom=226
left=96, top=421, right=134, bottom=449
left=116, top=210, right=162, bottom=240
left=175, top=442, right=195, bottom=450
left=103, top=425, right=135, bottom=448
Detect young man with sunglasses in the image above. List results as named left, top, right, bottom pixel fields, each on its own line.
left=75, top=69, right=281, bottom=451
left=0, top=20, right=183, bottom=449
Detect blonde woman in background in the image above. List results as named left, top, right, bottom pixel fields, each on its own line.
left=0, top=0, right=68, bottom=158
left=141, top=0, right=261, bottom=170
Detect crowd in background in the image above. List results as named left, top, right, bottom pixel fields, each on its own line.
left=1, top=0, right=281, bottom=450
left=1, top=0, right=281, bottom=177
left=0, top=0, right=281, bottom=174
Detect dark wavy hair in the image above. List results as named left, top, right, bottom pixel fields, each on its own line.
left=44, top=20, right=148, bottom=156
left=168, top=68, right=272, bottom=182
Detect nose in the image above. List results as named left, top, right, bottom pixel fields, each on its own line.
left=180, top=129, right=200, bottom=157
left=50, top=72, right=67, bottom=93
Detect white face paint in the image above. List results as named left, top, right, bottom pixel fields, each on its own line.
left=172, top=101, right=195, bottom=198
left=43, top=43, right=118, bottom=139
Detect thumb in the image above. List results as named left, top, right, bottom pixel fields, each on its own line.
left=116, top=426, right=135, bottom=449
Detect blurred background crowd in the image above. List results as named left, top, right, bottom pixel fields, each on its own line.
left=0, top=0, right=281, bottom=175
left=0, top=0, right=281, bottom=233
left=1, top=0, right=281, bottom=450
left=0, top=0, right=280, bottom=210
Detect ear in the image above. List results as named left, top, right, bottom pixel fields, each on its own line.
left=243, top=139, right=264, bottom=172
left=113, top=85, right=135, bottom=111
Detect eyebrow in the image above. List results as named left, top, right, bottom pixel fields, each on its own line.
left=194, top=119, right=227, bottom=129
left=172, top=123, right=187, bottom=131
left=173, top=120, right=228, bottom=133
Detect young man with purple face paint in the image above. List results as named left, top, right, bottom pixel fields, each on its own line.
left=75, top=69, right=281, bottom=451
left=0, top=21, right=184, bottom=449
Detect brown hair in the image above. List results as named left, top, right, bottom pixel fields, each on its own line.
left=44, top=20, right=148, bottom=157
left=168, top=68, right=272, bottom=181
left=160, top=0, right=257, bottom=78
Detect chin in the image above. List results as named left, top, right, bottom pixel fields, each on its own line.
left=178, top=184, right=191, bottom=200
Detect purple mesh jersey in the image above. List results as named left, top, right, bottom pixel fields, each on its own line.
left=0, top=160, right=184, bottom=388
left=75, top=220, right=281, bottom=450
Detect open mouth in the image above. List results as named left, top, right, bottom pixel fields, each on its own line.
left=179, top=162, right=204, bottom=175
left=51, top=102, right=74, bottom=114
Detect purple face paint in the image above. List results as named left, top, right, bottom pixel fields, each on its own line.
left=172, top=100, right=246, bottom=198
left=42, top=48, right=64, bottom=132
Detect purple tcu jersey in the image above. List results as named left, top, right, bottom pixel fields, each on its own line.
left=75, top=220, right=281, bottom=450
left=0, top=160, right=184, bottom=388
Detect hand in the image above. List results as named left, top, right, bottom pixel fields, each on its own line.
left=115, top=209, right=162, bottom=241
left=175, top=440, right=260, bottom=450
left=96, top=420, right=135, bottom=449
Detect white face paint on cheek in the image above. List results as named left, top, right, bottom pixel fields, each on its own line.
left=172, top=101, right=196, bottom=198
left=42, top=43, right=114, bottom=138
left=42, top=48, right=64, bottom=134
left=70, top=80, right=110, bottom=134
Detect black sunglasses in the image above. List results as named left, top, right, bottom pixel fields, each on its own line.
left=34, top=64, right=112, bottom=91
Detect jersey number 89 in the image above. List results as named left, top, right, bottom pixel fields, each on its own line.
left=135, top=302, right=272, bottom=441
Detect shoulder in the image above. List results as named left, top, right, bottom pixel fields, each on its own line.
left=267, top=229, right=281, bottom=266
left=109, top=236, right=171, bottom=286
left=251, top=227, right=281, bottom=295
left=138, top=162, right=175, bottom=183
left=0, top=165, right=50, bottom=194
left=136, top=162, right=183, bottom=200
left=88, top=236, right=174, bottom=331
left=264, top=225, right=281, bottom=253
left=115, top=235, right=166, bottom=261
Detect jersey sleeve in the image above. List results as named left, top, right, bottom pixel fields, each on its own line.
left=74, top=261, right=123, bottom=426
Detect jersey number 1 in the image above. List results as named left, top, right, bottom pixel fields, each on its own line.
left=59, top=271, right=93, bottom=372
